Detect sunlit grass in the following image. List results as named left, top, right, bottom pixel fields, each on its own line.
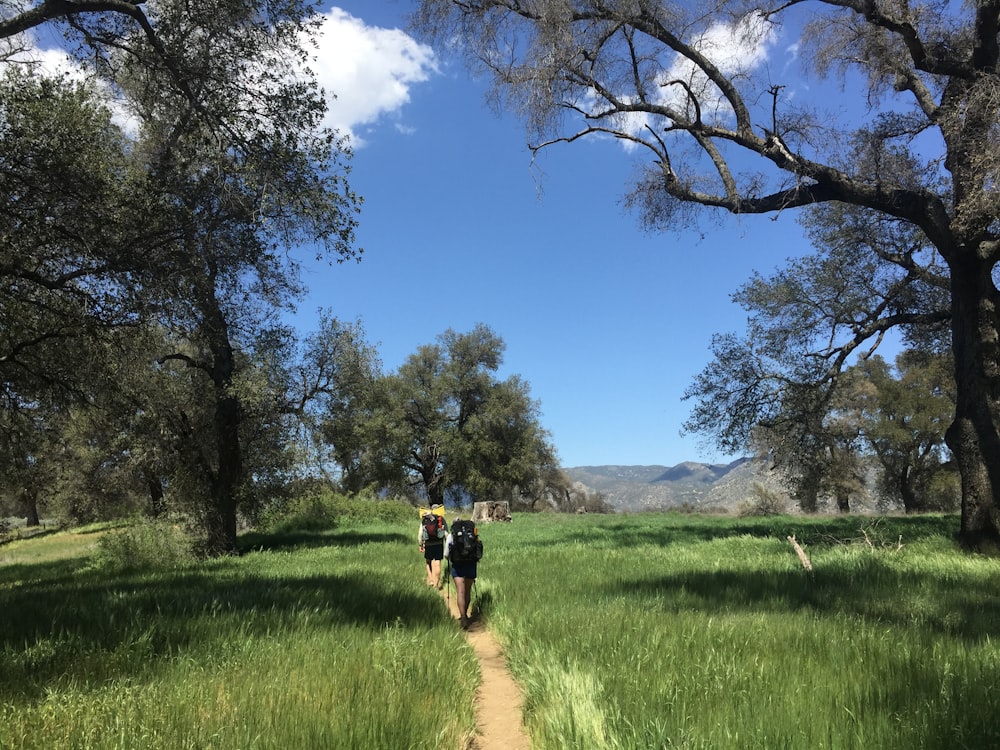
left=481, top=513, right=1000, bottom=750
left=3, top=509, right=998, bottom=749
left=0, top=525, right=106, bottom=569
left=0, top=516, right=476, bottom=750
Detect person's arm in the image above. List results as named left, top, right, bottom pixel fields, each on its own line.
left=443, top=533, right=453, bottom=559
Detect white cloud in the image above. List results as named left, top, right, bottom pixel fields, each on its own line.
left=4, top=34, right=83, bottom=82
left=5, top=9, right=439, bottom=146
left=310, top=7, right=438, bottom=145
left=611, top=11, right=775, bottom=139
left=3, top=33, right=139, bottom=136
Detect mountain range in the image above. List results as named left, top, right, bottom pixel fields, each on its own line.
left=563, top=458, right=786, bottom=512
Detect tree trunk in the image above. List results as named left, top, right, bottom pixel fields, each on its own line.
left=145, top=472, right=167, bottom=518
left=22, top=491, right=40, bottom=527
left=206, top=362, right=243, bottom=557
left=202, top=390, right=242, bottom=556
left=899, top=467, right=920, bottom=514
left=418, top=443, right=445, bottom=506
left=797, top=486, right=819, bottom=513
left=945, top=252, right=1000, bottom=549
left=201, top=300, right=243, bottom=557
left=425, top=474, right=445, bottom=506
left=835, top=490, right=850, bottom=513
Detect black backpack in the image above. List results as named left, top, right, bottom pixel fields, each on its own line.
left=422, top=513, right=445, bottom=542
left=450, top=520, right=483, bottom=562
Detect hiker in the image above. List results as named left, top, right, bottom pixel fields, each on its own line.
left=445, top=517, right=482, bottom=629
left=419, top=510, right=447, bottom=588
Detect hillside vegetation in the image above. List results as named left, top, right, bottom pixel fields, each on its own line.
left=2, top=504, right=997, bottom=749
left=564, top=459, right=784, bottom=512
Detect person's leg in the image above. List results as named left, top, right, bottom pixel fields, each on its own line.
left=461, top=578, right=474, bottom=619
left=424, top=555, right=434, bottom=585
left=429, top=557, right=442, bottom=588
left=454, top=575, right=470, bottom=627
left=464, top=577, right=476, bottom=620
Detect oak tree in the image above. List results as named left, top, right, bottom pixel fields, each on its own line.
left=414, top=0, right=1000, bottom=546
left=856, top=351, right=957, bottom=512
left=2, top=1, right=362, bottom=553
left=325, top=324, right=558, bottom=507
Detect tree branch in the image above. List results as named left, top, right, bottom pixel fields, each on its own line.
left=0, top=0, right=147, bottom=39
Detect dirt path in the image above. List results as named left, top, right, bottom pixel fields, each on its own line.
left=440, top=587, right=530, bottom=750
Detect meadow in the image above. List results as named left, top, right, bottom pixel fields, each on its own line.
left=1, top=501, right=998, bottom=749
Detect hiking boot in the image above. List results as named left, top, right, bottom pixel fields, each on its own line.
left=459, top=614, right=469, bottom=629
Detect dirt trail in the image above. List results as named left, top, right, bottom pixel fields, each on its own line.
left=439, top=586, right=530, bottom=750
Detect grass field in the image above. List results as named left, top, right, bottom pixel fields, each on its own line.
left=2, top=505, right=998, bottom=749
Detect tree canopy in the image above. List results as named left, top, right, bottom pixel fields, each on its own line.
left=308, top=323, right=560, bottom=508
left=1, top=0, right=361, bottom=553
left=413, top=0, right=1000, bottom=547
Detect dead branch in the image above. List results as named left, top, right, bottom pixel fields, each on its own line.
left=787, top=535, right=813, bottom=571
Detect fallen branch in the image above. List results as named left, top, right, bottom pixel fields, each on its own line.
left=861, top=527, right=874, bottom=549
left=787, top=535, right=813, bottom=572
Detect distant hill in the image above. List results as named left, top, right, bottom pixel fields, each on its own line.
left=563, top=458, right=787, bottom=512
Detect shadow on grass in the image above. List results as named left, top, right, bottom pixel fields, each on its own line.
left=0, top=533, right=442, bottom=705
left=521, top=513, right=960, bottom=551
left=0, top=557, right=87, bottom=588
left=610, top=560, right=1000, bottom=750
left=238, top=528, right=411, bottom=553
left=618, top=555, right=1000, bottom=641
left=471, top=588, right=494, bottom=620
left=0, top=527, right=62, bottom=547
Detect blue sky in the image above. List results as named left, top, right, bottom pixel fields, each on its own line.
left=22, top=1, right=822, bottom=468
left=292, top=1, right=816, bottom=468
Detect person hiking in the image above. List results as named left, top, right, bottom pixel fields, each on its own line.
left=418, top=509, right=447, bottom=588
left=445, top=517, right=482, bottom=629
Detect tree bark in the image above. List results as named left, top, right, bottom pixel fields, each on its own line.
left=202, top=302, right=243, bottom=557
left=945, top=251, right=1000, bottom=549
left=205, top=390, right=241, bottom=556
left=22, top=491, right=40, bottom=527
left=145, top=472, right=167, bottom=518
left=898, top=467, right=919, bottom=514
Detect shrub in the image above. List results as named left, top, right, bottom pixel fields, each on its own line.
left=737, top=482, right=787, bottom=517
left=264, top=493, right=340, bottom=534
left=329, top=494, right=415, bottom=524
left=258, top=491, right=415, bottom=534
left=94, top=519, right=196, bottom=571
left=921, top=469, right=962, bottom=512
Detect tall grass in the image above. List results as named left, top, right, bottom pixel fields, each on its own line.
left=480, top=513, right=1000, bottom=750
left=3, top=508, right=998, bottom=749
left=0, top=504, right=477, bottom=750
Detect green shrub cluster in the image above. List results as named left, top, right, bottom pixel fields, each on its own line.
left=93, top=519, right=196, bottom=571
left=326, top=493, right=416, bottom=525
left=258, top=491, right=415, bottom=534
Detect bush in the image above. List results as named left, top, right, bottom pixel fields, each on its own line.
left=329, top=494, right=415, bottom=524
left=257, top=491, right=415, bottom=534
left=94, top=519, right=196, bottom=571
left=737, top=483, right=787, bottom=517
left=921, top=470, right=961, bottom=512
left=264, top=494, right=340, bottom=534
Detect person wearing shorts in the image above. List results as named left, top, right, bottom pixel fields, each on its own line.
left=419, top=516, right=446, bottom=588
left=444, top=524, right=477, bottom=629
